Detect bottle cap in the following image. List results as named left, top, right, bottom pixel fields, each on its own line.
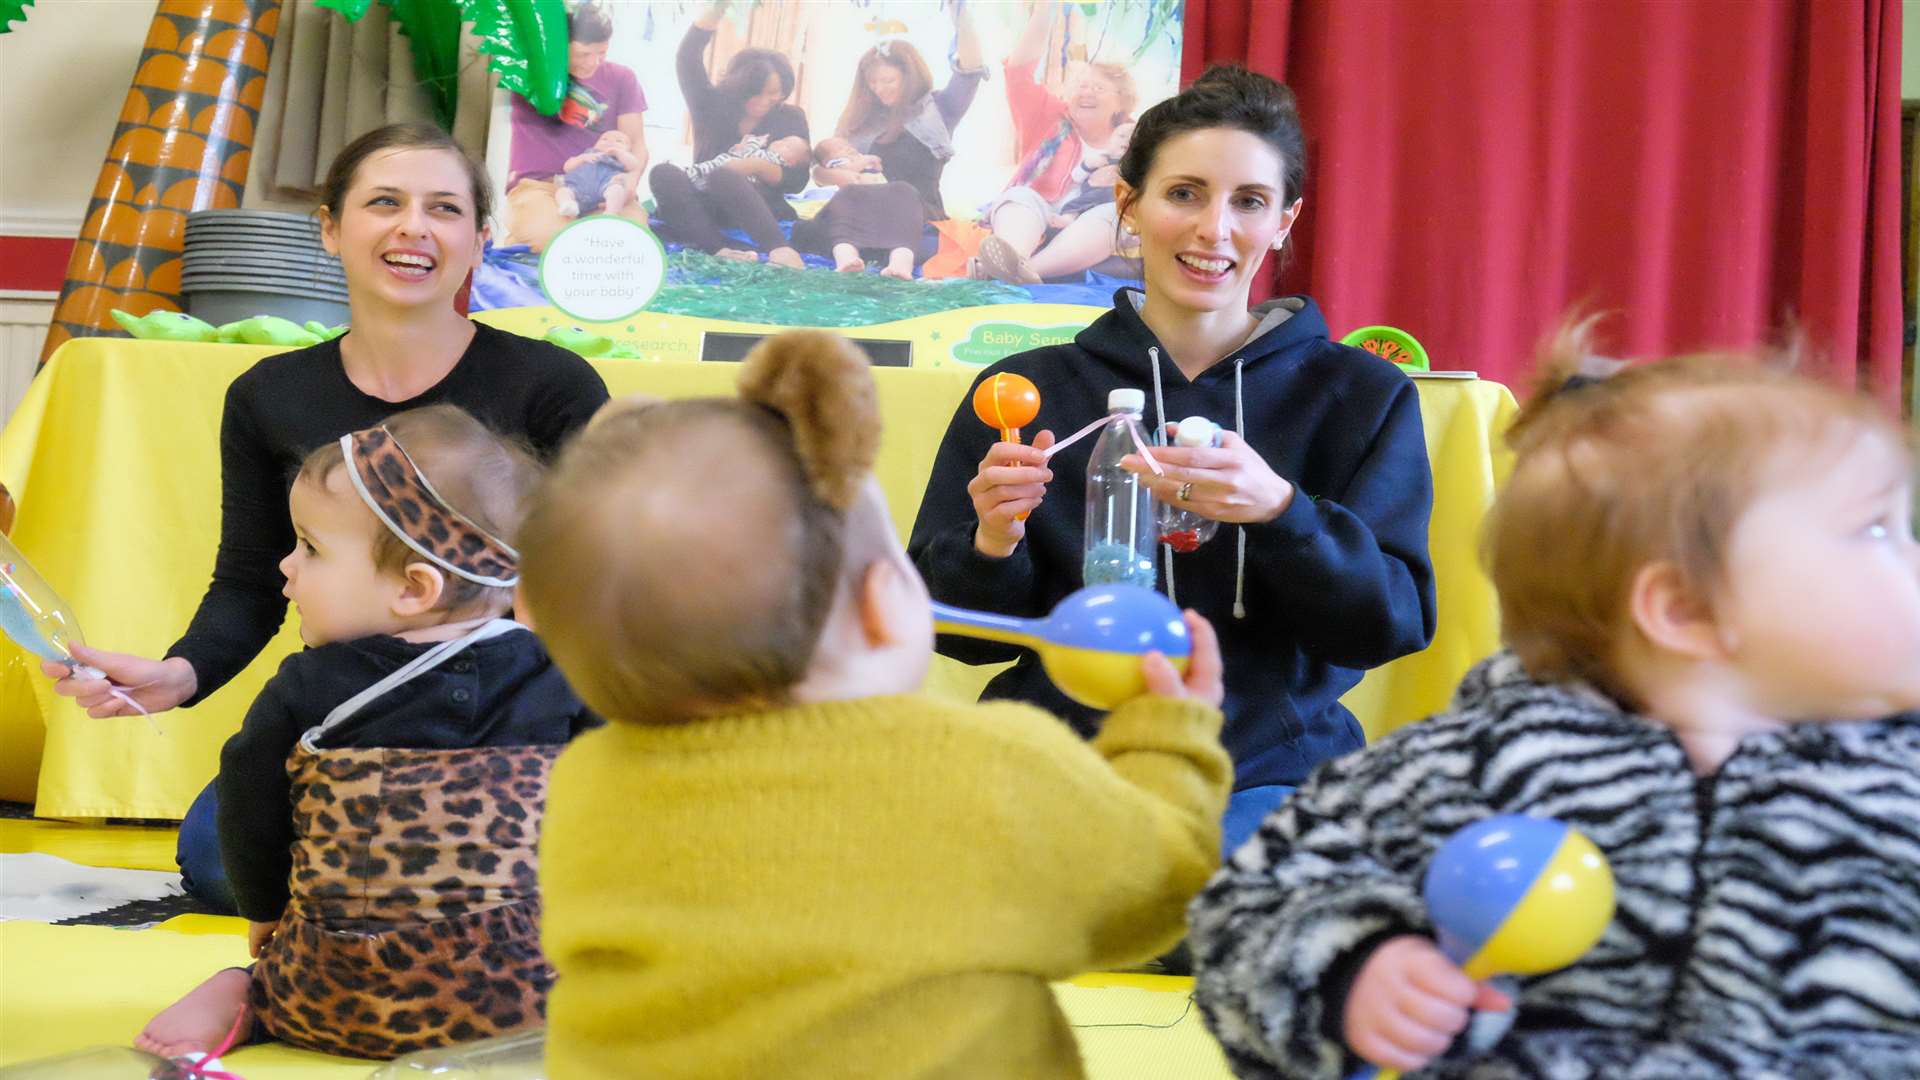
left=1107, top=388, right=1145, bottom=413
left=1174, top=416, right=1220, bottom=447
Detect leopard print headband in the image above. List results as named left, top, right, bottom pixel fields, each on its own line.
left=340, top=426, right=519, bottom=588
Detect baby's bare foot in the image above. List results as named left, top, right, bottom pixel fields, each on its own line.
left=832, top=243, right=865, bottom=273
left=768, top=246, right=805, bottom=270
left=881, top=248, right=915, bottom=281
left=135, top=968, right=252, bottom=1060
left=715, top=247, right=758, bottom=262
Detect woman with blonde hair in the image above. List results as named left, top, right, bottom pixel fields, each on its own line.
left=792, top=7, right=987, bottom=279
left=973, top=2, right=1140, bottom=284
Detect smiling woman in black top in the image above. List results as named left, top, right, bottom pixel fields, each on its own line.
left=44, top=122, right=608, bottom=911
left=647, top=0, right=812, bottom=269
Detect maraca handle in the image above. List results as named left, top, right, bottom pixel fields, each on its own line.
left=930, top=602, right=1043, bottom=650
left=1346, top=1067, right=1389, bottom=1080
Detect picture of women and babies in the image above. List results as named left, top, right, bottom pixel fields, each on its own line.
left=479, top=0, right=1180, bottom=316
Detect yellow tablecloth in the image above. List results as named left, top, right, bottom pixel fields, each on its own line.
left=0, top=339, right=1514, bottom=817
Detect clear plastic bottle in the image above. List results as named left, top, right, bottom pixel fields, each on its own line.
left=1082, top=388, right=1157, bottom=589
left=1156, top=416, right=1222, bottom=553
left=0, top=530, right=96, bottom=673
left=367, top=1026, right=547, bottom=1077
left=0, top=1045, right=217, bottom=1079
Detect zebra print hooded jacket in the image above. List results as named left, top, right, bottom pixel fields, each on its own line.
left=1189, top=651, right=1920, bottom=1080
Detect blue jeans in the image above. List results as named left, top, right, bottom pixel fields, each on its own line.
left=176, top=780, right=238, bottom=914
left=1222, top=784, right=1296, bottom=858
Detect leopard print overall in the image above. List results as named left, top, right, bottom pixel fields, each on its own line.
left=249, top=743, right=561, bottom=1059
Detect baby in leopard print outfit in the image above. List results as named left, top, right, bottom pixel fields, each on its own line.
left=135, top=404, right=593, bottom=1062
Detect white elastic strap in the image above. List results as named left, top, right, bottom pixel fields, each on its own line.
left=1234, top=359, right=1247, bottom=620
left=1149, top=346, right=1169, bottom=449
left=298, top=619, right=523, bottom=752
left=1152, top=345, right=1177, bottom=608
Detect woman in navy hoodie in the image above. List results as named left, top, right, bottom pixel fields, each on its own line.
left=909, top=66, right=1436, bottom=857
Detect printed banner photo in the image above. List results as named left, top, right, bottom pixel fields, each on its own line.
left=476, top=0, right=1185, bottom=366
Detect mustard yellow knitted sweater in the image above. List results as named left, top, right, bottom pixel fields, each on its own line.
left=540, top=692, right=1230, bottom=1079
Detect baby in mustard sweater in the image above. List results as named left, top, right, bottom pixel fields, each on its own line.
left=517, top=330, right=1233, bottom=1078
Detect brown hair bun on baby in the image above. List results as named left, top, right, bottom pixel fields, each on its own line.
left=736, top=330, right=881, bottom=512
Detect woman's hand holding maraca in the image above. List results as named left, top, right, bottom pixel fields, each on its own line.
left=1344, top=936, right=1512, bottom=1074
left=1123, top=429, right=1294, bottom=524
left=969, top=430, right=1056, bottom=558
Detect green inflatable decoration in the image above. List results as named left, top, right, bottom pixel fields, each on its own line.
left=544, top=325, right=615, bottom=357
left=0, top=0, right=33, bottom=33
left=111, top=309, right=219, bottom=342
left=543, top=325, right=643, bottom=360
left=216, top=316, right=323, bottom=347
left=110, top=308, right=333, bottom=348
left=304, top=321, right=350, bottom=341
left=316, top=0, right=568, bottom=125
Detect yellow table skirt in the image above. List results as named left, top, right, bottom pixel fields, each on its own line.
left=0, top=337, right=1514, bottom=817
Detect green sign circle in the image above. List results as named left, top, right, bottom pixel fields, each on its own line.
left=537, top=215, right=667, bottom=324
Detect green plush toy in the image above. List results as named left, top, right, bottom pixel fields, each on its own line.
left=215, top=316, right=323, bottom=348
left=304, top=321, right=350, bottom=341
left=545, top=325, right=649, bottom=359
left=544, top=325, right=614, bottom=357
left=110, top=308, right=219, bottom=342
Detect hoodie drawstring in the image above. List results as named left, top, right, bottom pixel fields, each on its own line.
left=1152, top=348, right=1249, bottom=620
left=1149, top=347, right=1177, bottom=606
left=1233, top=358, right=1247, bottom=620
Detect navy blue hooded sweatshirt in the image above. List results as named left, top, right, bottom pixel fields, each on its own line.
left=908, top=290, right=1436, bottom=790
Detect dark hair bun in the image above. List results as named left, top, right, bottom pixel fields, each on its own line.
left=736, top=331, right=881, bottom=510
left=1119, top=64, right=1308, bottom=206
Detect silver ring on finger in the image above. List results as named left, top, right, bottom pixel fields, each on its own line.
left=1176, top=481, right=1194, bottom=503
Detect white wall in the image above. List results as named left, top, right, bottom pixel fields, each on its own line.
left=0, top=0, right=158, bottom=237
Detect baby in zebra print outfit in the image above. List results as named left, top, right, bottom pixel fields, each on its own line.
left=1189, top=316, right=1920, bottom=1080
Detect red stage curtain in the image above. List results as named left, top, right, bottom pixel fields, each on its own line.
left=1181, top=0, right=1904, bottom=400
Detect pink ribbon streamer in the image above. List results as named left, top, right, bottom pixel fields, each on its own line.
left=1040, top=414, right=1165, bottom=475
left=174, top=1006, right=249, bottom=1079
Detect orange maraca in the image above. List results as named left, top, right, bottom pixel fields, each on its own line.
left=972, top=372, right=1041, bottom=444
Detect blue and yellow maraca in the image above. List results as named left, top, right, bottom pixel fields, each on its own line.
left=1351, top=814, right=1615, bottom=1080
left=930, top=584, right=1188, bottom=708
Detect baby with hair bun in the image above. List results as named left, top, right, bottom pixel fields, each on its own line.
left=521, top=330, right=1233, bottom=1078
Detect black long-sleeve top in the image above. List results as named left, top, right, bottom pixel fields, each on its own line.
left=165, top=324, right=609, bottom=703
left=676, top=24, right=811, bottom=221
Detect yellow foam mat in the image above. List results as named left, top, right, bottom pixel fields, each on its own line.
left=0, top=818, right=179, bottom=872
left=0, top=923, right=365, bottom=1077
left=2, top=920, right=1232, bottom=1078
left=1, top=821, right=1233, bottom=1076
left=1058, top=974, right=1233, bottom=1077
